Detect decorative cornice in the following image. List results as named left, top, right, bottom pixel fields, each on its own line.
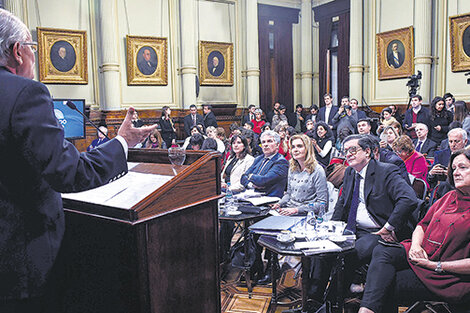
left=414, top=55, right=433, bottom=65
left=179, top=66, right=197, bottom=75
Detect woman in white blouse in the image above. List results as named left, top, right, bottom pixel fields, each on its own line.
left=271, top=134, right=328, bottom=215
left=221, top=135, right=255, bottom=193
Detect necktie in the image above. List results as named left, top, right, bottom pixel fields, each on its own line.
left=416, top=141, right=423, bottom=153
left=192, top=115, right=196, bottom=126
left=346, top=173, right=362, bottom=233
left=257, top=158, right=269, bottom=175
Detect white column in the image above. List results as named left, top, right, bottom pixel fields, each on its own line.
left=312, top=19, right=320, bottom=105
left=180, top=0, right=197, bottom=109
left=414, top=0, right=432, bottom=103
left=300, top=0, right=312, bottom=107
left=349, top=0, right=363, bottom=104
left=245, top=0, right=260, bottom=107
left=4, top=0, right=24, bottom=21
left=98, top=0, right=121, bottom=110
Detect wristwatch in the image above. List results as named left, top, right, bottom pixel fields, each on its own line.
left=435, top=261, right=444, bottom=273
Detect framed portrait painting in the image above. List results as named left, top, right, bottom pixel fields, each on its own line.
left=37, top=28, right=87, bottom=84
left=126, top=35, right=167, bottom=85
left=450, top=13, right=470, bottom=72
left=199, top=41, right=233, bottom=86
left=376, top=27, right=414, bottom=80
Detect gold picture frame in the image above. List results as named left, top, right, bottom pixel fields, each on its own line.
left=37, top=27, right=87, bottom=84
left=199, top=41, right=233, bottom=86
left=376, top=26, right=414, bottom=80
left=126, top=35, right=167, bottom=85
left=449, top=13, right=470, bottom=72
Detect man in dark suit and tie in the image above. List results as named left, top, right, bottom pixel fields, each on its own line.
left=203, top=104, right=218, bottom=128
left=387, top=42, right=404, bottom=68
left=0, top=9, right=157, bottom=312
left=413, top=123, right=437, bottom=157
left=305, top=135, right=417, bottom=306
left=318, top=93, right=339, bottom=131
left=241, top=104, right=256, bottom=125
left=240, top=130, right=288, bottom=197
left=183, top=104, right=204, bottom=136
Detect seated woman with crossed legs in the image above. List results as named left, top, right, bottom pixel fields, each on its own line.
left=359, top=147, right=470, bottom=313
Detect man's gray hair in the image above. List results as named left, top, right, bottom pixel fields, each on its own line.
left=0, top=9, right=29, bottom=66
left=260, top=130, right=281, bottom=144
left=448, top=127, right=468, bottom=141
left=415, top=123, right=428, bottom=132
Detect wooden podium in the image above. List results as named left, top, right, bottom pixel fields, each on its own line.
left=60, top=149, right=222, bottom=313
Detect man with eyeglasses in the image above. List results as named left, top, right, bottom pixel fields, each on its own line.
left=0, top=9, right=156, bottom=312
left=304, top=134, right=417, bottom=309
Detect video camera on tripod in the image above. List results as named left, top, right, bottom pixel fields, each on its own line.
left=405, top=70, right=422, bottom=110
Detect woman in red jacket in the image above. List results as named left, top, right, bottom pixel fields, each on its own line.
left=358, top=147, right=470, bottom=313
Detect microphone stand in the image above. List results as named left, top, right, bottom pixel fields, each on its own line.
left=65, top=101, right=110, bottom=140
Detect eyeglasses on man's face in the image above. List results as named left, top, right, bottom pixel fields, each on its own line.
left=342, top=145, right=363, bottom=156
left=20, top=41, right=38, bottom=53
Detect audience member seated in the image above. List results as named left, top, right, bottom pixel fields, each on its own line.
left=357, top=118, right=374, bottom=136
left=454, top=100, right=470, bottom=136
left=201, top=137, right=218, bottom=151
left=242, top=129, right=262, bottom=157
left=240, top=130, right=288, bottom=198
left=403, top=94, right=431, bottom=139
left=87, top=126, right=109, bottom=151
left=389, top=104, right=403, bottom=126
left=439, top=121, right=462, bottom=151
left=331, top=127, right=354, bottom=159
left=392, top=135, right=429, bottom=187
left=275, top=124, right=291, bottom=160
left=368, top=135, right=411, bottom=185
left=270, top=134, right=328, bottom=216
left=271, top=104, right=289, bottom=130
left=182, top=125, right=205, bottom=149
left=311, top=121, right=335, bottom=168
left=144, top=129, right=165, bottom=149
left=305, top=119, right=315, bottom=133
left=306, top=104, right=319, bottom=124
left=428, top=128, right=468, bottom=189
left=379, top=126, right=399, bottom=150
left=260, top=122, right=271, bottom=133
left=206, top=126, right=226, bottom=154
left=221, top=135, right=255, bottom=193
left=131, top=110, right=144, bottom=128
left=391, top=120, right=403, bottom=136
left=266, top=102, right=280, bottom=124
left=412, top=123, right=437, bottom=157
left=429, top=96, right=453, bottom=146
left=305, top=134, right=417, bottom=307
left=252, top=109, right=265, bottom=135
left=376, top=107, right=398, bottom=135
left=294, top=104, right=307, bottom=133
left=188, top=133, right=204, bottom=150
left=358, top=147, right=470, bottom=313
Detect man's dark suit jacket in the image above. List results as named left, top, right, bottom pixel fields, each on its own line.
left=0, top=67, right=127, bottom=300
left=137, top=59, right=157, bottom=75
left=413, top=138, right=438, bottom=157
left=240, top=153, right=288, bottom=198
left=433, top=148, right=451, bottom=167
left=387, top=51, right=404, bottom=68
left=331, top=159, right=417, bottom=240
left=204, top=111, right=218, bottom=128
left=318, top=105, right=339, bottom=128
left=183, top=113, right=204, bottom=136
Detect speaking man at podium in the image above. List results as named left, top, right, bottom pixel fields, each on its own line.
left=0, top=9, right=156, bottom=312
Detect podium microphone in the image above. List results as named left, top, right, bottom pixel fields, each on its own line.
left=65, top=101, right=110, bottom=140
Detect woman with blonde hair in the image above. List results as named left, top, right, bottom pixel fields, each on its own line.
left=271, top=134, right=328, bottom=216
left=392, top=135, right=429, bottom=187
left=379, top=125, right=399, bottom=150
